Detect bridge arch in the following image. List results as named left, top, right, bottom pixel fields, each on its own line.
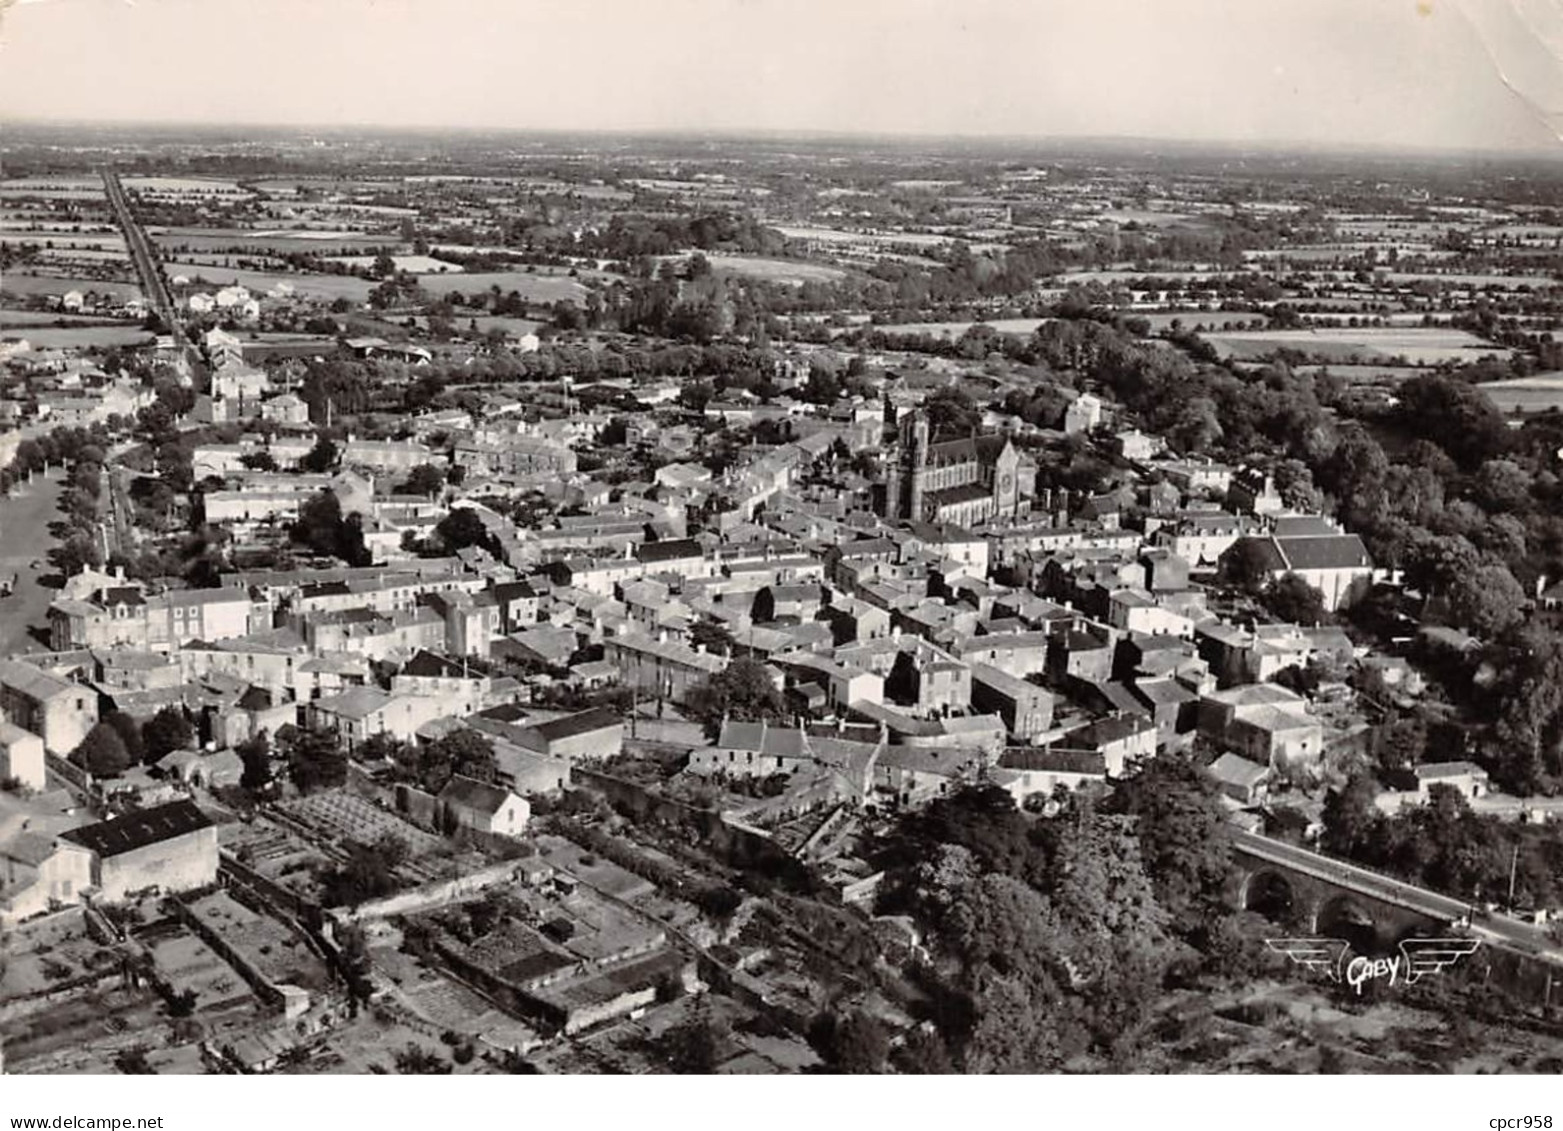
left=1241, top=868, right=1298, bottom=925
left=1314, top=894, right=1381, bottom=953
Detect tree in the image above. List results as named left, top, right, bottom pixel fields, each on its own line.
left=1169, top=395, right=1223, bottom=453
left=392, top=1044, right=451, bottom=1075
left=1321, top=774, right=1383, bottom=859
left=1108, top=753, right=1233, bottom=931
left=1261, top=573, right=1327, bottom=627
left=142, top=706, right=194, bottom=762
left=103, top=710, right=146, bottom=766
left=663, top=1000, right=721, bottom=1074
left=811, top=1009, right=889, bottom=1074
left=50, top=532, right=103, bottom=578
left=413, top=729, right=496, bottom=793
left=1445, top=559, right=1527, bottom=638
left=71, top=723, right=130, bottom=778
left=236, top=730, right=273, bottom=791
left=238, top=451, right=278, bottom=472
left=687, top=620, right=735, bottom=658
left=318, top=834, right=407, bottom=907
left=1372, top=714, right=1427, bottom=776
left=434, top=507, right=494, bottom=554
left=1395, top=374, right=1509, bottom=471
left=299, top=435, right=339, bottom=473
left=285, top=725, right=348, bottom=793
left=1473, top=458, right=1532, bottom=515
left=923, top=387, right=980, bottom=439
left=1220, top=538, right=1275, bottom=593
left=685, top=657, right=786, bottom=738
left=399, top=464, right=445, bottom=498
left=337, top=922, right=375, bottom=1005
left=291, top=490, right=370, bottom=566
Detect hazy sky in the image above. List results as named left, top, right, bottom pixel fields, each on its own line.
left=2, top=0, right=1561, bottom=152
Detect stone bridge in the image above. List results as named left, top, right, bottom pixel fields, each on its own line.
left=1229, top=829, right=1468, bottom=950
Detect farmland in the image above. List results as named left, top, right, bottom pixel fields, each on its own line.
left=329, top=254, right=466, bottom=274
left=0, top=325, right=154, bottom=348
left=161, top=262, right=375, bottom=301
left=0, top=273, right=143, bottom=300
left=871, top=318, right=1049, bottom=339
left=0, top=177, right=105, bottom=199
left=1295, top=363, right=1424, bottom=385
left=703, top=254, right=846, bottom=285
left=1199, top=327, right=1511, bottom=365
left=123, top=175, right=250, bottom=197
left=775, top=225, right=952, bottom=249
left=1475, top=372, right=1563, bottom=415
left=418, top=271, right=590, bottom=304
left=0, top=233, right=126, bottom=251
left=152, top=228, right=392, bottom=254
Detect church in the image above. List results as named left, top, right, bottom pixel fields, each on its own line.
left=882, top=409, right=1036, bottom=527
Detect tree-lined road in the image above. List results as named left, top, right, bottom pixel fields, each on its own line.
left=100, top=169, right=200, bottom=376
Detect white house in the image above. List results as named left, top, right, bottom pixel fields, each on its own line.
left=439, top=775, right=529, bottom=837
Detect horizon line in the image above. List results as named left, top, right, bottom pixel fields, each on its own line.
left=8, top=117, right=1563, bottom=164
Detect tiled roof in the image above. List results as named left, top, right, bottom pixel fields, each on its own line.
left=62, top=800, right=212, bottom=859
left=1274, top=534, right=1372, bottom=571
left=440, top=774, right=516, bottom=815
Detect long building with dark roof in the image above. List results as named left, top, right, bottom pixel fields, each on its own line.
left=61, top=799, right=218, bottom=903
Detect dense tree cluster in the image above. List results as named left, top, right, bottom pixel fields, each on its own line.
left=290, top=489, right=371, bottom=567
left=874, top=783, right=1242, bottom=1072
left=1322, top=780, right=1563, bottom=910
left=685, top=657, right=788, bottom=739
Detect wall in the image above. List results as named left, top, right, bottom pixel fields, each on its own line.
left=333, top=855, right=540, bottom=923
left=0, top=728, right=46, bottom=790
left=98, top=826, right=219, bottom=903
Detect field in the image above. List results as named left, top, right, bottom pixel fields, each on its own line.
left=438, top=314, right=542, bottom=337
left=0, top=325, right=154, bottom=348
left=419, top=270, right=589, bottom=304
left=1296, top=363, right=1422, bottom=385
left=1200, top=327, right=1510, bottom=365
left=0, top=232, right=126, bottom=251
left=123, top=175, right=249, bottom=196
left=153, top=228, right=391, bottom=254
left=1476, top=372, right=1563, bottom=415
left=704, top=254, right=846, bottom=285
left=872, top=317, right=1048, bottom=338
left=329, top=254, right=465, bottom=274
left=1057, top=269, right=1229, bottom=285
left=0, top=273, right=143, bottom=299
left=1, top=310, right=130, bottom=327
left=1382, top=271, right=1561, bottom=290
left=1136, top=311, right=1256, bottom=331
left=162, top=262, right=375, bottom=301
left=776, top=224, right=953, bottom=249
left=0, top=177, right=105, bottom=199
left=32, top=249, right=132, bottom=265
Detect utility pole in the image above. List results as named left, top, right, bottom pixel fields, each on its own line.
left=1507, top=843, right=1520, bottom=909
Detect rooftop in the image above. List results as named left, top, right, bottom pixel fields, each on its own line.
left=62, top=800, right=213, bottom=859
